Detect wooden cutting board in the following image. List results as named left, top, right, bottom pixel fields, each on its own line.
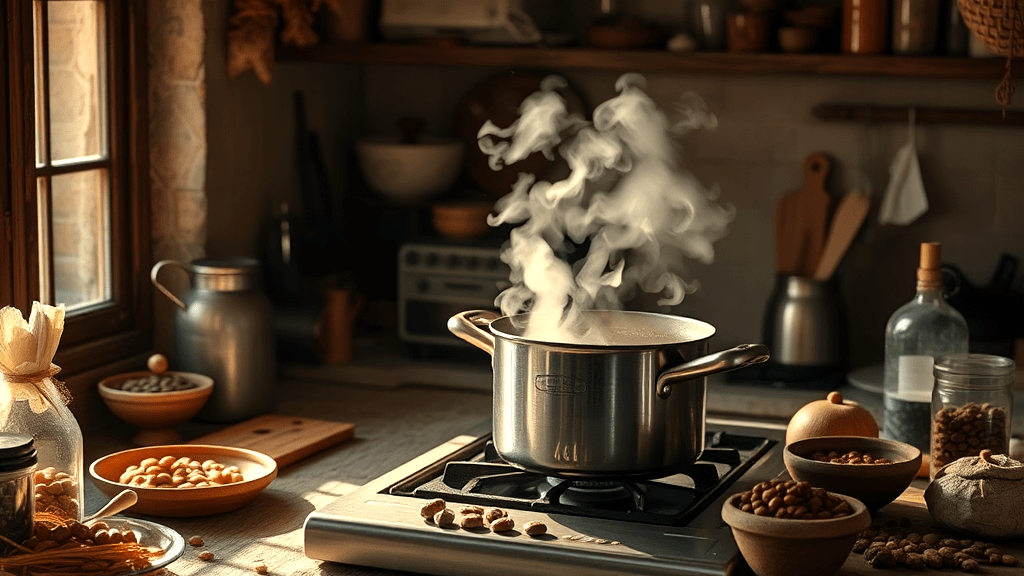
left=776, top=152, right=833, bottom=277
left=190, top=414, right=355, bottom=468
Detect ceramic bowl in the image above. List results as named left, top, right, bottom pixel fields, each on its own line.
left=89, top=444, right=277, bottom=517
left=778, top=26, right=819, bottom=53
left=357, top=136, right=464, bottom=203
left=784, top=436, right=922, bottom=510
left=722, top=490, right=870, bottom=576
left=431, top=201, right=493, bottom=239
left=98, top=371, right=214, bottom=446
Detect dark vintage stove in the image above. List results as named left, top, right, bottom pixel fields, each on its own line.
left=304, top=418, right=788, bottom=576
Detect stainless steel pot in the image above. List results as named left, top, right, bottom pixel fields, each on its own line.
left=448, top=309, right=770, bottom=478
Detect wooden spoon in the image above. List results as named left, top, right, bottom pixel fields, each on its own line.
left=814, top=190, right=871, bottom=281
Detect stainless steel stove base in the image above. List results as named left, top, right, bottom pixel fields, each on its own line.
left=304, top=419, right=787, bottom=576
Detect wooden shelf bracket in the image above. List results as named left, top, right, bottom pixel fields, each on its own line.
left=812, top=103, right=1023, bottom=126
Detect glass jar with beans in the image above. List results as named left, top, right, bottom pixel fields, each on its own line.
left=930, top=354, right=1014, bottom=478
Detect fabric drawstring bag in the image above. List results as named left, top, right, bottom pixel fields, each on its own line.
left=0, top=302, right=84, bottom=521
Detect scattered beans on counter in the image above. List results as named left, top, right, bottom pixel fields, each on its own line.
left=254, top=563, right=269, bottom=574
left=188, top=535, right=204, bottom=546
left=119, top=373, right=198, bottom=393
left=417, top=498, right=547, bottom=537
left=931, top=402, right=1009, bottom=471
left=810, top=450, right=893, bottom=465
left=198, top=551, right=215, bottom=561
left=118, top=455, right=244, bottom=488
left=735, top=479, right=852, bottom=519
left=854, top=518, right=1019, bottom=571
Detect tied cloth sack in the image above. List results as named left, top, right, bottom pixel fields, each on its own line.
left=925, top=449, right=1024, bottom=539
left=0, top=302, right=84, bottom=521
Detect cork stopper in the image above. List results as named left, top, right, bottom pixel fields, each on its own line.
left=917, top=242, right=943, bottom=290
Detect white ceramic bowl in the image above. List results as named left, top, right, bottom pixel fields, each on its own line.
left=98, top=371, right=214, bottom=446
left=357, top=136, right=464, bottom=203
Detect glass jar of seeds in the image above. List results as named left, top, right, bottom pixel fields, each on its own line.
left=930, top=354, right=1014, bottom=478
left=0, top=433, right=38, bottom=555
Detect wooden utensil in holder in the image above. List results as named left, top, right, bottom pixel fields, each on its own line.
left=775, top=152, right=833, bottom=277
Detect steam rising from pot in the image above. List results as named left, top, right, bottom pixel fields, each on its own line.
left=478, top=73, right=733, bottom=344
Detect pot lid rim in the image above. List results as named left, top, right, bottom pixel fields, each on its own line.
left=488, top=310, right=716, bottom=349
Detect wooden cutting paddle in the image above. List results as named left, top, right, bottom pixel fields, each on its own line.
left=813, top=190, right=871, bottom=281
left=775, top=152, right=833, bottom=277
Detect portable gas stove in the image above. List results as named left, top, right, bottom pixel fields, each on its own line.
left=304, top=418, right=788, bottom=576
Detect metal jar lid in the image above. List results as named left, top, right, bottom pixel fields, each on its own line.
left=0, top=433, right=37, bottom=473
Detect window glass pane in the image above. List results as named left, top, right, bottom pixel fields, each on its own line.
left=51, top=169, right=110, bottom=309
left=48, top=0, right=107, bottom=164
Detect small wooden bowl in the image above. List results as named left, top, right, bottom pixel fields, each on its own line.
left=722, top=491, right=870, bottom=576
left=431, top=201, right=493, bottom=240
left=90, top=445, right=277, bottom=517
left=784, top=436, right=922, bottom=510
left=98, top=371, right=214, bottom=446
left=778, top=26, right=819, bottom=53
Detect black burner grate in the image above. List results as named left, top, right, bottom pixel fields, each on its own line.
left=391, top=430, right=774, bottom=526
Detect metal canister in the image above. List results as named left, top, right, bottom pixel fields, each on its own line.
left=152, top=258, right=275, bottom=422
left=930, top=353, right=1014, bottom=478
left=0, top=433, right=37, bottom=555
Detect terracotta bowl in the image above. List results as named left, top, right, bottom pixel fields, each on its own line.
left=98, top=371, right=214, bottom=446
left=722, top=491, right=870, bottom=576
left=431, top=201, right=493, bottom=239
left=784, top=436, right=922, bottom=510
left=778, top=26, right=819, bottom=53
left=89, top=444, right=277, bottom=517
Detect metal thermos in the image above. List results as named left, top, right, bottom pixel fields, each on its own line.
left=151, top=258, right=275, bottom=422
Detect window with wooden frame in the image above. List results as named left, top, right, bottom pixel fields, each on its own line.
left=2, top=1, right=151, bottom=381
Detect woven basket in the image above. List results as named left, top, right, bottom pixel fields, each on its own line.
left=957, top=0, right=1024, bottom=57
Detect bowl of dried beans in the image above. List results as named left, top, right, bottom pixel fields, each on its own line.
left=721, top=478, right=871, bottom=576
left=784, top=436, right=922, bottom=510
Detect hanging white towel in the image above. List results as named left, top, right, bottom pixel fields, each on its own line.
left=878, top=108, right=928, bottom=226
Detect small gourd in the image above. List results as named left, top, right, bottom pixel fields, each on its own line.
left=925, top=449, right=1024, bottom=539
left=786, top=391, right=879, bottom=445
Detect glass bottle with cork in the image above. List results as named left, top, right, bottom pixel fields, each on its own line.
left=882, top=242, right=969, bottom=456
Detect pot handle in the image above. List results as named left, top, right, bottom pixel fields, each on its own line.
left=151, top=260, right=191, bottom=312
left=656, top=344, right=770, bottom=399
left=447, top=310, right=501, bottom=355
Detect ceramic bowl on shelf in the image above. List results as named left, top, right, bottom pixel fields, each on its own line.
left=356, top=135, right=464, bottom=204
left=784, top=436, right=922, bottom=510
left=98, top=371, right=214, bottom=446
left=721, top=489, right=870, bottom=576
left=89, top=444, right=277, bottom=517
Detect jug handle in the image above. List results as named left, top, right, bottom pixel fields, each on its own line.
left=151, top=260, right=190, bottom=311
left=447, top=310, right=500, bottom=355
left=656, top=344, right=770, bottom=399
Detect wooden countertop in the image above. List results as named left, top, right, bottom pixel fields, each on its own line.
left=82, top=379, right=1023, bottom=576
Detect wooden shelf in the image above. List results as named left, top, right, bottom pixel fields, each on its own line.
left=278, top=42, right=1009, bottom=80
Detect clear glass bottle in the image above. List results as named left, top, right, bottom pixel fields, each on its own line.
left=931, top=353, right=1013, bottom=477
left=882, top=242, right=969, bottom=454
left=0, top=433, right=37, bottom=555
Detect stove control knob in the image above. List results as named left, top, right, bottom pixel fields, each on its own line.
left=417, top=279, right=430, bottom=293
left=404, top=251, right=420, bottom=267
left=425, top=252, right=439, bottom=267
left=486, top=257, right=501, bottom=271
left=446, top=254, right=461, bottom=269
left=466, top=256, right=479, bottom=270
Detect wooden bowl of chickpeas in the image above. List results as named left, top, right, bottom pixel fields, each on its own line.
left=89, top=444, right=278, bottom=517
left=784, top=436, right=922, bottom=510
left=721, top=479, right=871, bottom=576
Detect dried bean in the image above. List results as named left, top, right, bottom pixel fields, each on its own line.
left=810, top=450, right=892, bottom=465
left=931, top=402, right=1008, bottom=471
left=459, top=514, right=484, bottom=529
left=419, top=498, right=446, bottom=519
left=433, top=509, right=455, bottom=527
left=490, top=517, right=515, bottom=533
left=523, top=521, right=547, bottom=536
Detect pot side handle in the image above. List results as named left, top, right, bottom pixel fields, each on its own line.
left=656, top=344, right=770, bottom=399
left=447, top=310, right=501, bottom=355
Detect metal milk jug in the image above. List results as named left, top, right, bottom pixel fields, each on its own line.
left=151, top=258, right=275, bottom=422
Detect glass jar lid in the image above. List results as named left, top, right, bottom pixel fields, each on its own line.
left=935, top=353, right=1015, bottom=376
